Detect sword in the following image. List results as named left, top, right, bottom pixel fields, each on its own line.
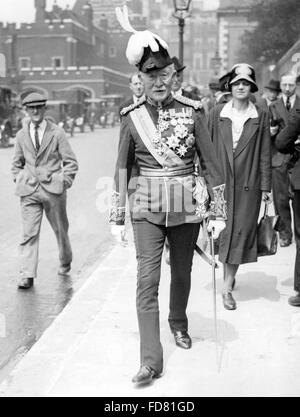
left=195, top=244, right=219, bottom=269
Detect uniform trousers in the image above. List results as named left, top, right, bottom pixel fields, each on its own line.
left=19, top=186, right=72, bottom=279
left=132, top=220, right=200, bottom=373
left=272, top=164, right=293, bottom=241
left=292, top=191, right=300, bottom=292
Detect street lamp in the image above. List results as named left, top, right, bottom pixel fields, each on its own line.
left=173, top=0, right=192, bottom=65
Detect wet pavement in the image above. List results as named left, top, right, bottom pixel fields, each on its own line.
left=0, top=127, right=119, bottom=382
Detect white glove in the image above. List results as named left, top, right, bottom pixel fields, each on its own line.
left=207, top=219, right=226, bottom=240
left=110, top=225, right=127, bottom=246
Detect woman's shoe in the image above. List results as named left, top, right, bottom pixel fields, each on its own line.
left=222, top=292, right=237, bottom=310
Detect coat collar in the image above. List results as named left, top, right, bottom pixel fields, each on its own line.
left=219, top=101, right=260, bottom=162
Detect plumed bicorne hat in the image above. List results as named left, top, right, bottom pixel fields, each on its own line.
left=172, top=56, right=186, bottom=72
left=219, top=63, right=258, bottom=93
left=115, top=5, right=173, bottom=73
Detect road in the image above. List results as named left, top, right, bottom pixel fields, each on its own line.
left=0, top=126, right=119, bottom=382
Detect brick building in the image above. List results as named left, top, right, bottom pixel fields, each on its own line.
left=0, top=0, right=144, bottom=115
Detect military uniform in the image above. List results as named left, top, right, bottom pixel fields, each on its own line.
left=110, top=93, right=226, bottom=374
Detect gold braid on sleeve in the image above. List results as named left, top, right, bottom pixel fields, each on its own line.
left=109, top=190, right=126, bottom=225
left=210, top=184, right=227, bottom=220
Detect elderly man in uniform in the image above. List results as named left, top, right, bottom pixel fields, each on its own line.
left=12, top=93, right=78, bottom=289
left=276, top=110, right=300, bottom=306
left=269, top=73, right=300, bottom=247
left=110, top=6, right=227, bottom=385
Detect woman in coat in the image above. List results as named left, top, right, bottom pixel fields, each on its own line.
left=209, top=64, right=272, bottom=310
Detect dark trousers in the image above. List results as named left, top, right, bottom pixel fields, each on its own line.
left=20, top=186, right=72, bottom=278
left=132, top=221, right=200, bottom=373
left=272, top=165, right=293, bottom=241
left=293, top=191, right=300, bottom=292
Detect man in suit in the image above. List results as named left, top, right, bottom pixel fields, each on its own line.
left=119, top=73, right=145, bottom=117
left=276, top=110, right=300, bottom=306
left=269, top=74, right=300, bottom=247
left=12, top=93, right=78, bottom=289
left=257, top=79, right=281, bottom=113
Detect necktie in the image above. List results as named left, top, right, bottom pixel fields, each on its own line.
left=34, top=124, right=40, bottom=151
left=286, top=96, right=291, bottom=112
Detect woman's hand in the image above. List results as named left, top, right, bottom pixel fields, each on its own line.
left=262, top=191, right=272, bottom=204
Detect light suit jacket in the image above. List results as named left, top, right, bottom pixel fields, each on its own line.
left=11, top=119, right=78, bottom=197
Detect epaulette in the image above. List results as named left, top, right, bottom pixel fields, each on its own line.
left=174, top=94, right=203, bottom=111
left=120, top=97, right=147, bottom=116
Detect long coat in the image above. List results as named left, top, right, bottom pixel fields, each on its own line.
left=209, top=103, right=272, bottom=264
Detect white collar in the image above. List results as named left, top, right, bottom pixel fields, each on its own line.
left=220, top=99, right=258, bottom=119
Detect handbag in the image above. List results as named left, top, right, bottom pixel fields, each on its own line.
left=257, top=203, right=280, bottom=257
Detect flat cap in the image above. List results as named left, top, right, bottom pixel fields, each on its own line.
left=22, top=92, right=47, bottom=107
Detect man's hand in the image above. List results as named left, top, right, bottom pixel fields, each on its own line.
left=111, top=225, right=127, bottom=246
left=262, top=191, right=272, bottom=204
left=207, top=219, right=226, bottom=239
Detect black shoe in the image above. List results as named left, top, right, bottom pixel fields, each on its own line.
left=288, top=293, right=300, bottom=307
left=132, top=365, right=158, bottom=385
left=173, top=331, right=192, bottom=349
left=280, top=238, right=291, bottom=247
left=58, top=264, right=71, bottom=275
left=222, top=292, right=237, bottom=310
left=18, top=277, right=34, bottom=290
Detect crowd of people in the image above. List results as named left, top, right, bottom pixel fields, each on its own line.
left=9, top=5, right=300, bottom=388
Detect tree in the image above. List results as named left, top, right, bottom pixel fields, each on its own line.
left=239, top=0, right=300, bottom=65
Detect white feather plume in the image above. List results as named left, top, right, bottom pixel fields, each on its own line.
left=115, top=5, right=169, bottom=66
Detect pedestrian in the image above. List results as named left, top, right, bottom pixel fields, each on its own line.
left=208, top=63, right=272, bottom=310
left=12, top=92, right=78, bottom=289
left=276, top=110, right=300, bottom=306
left=269, top=73, right=300, bottom=247
left=257, top=79, right=281, bottom=113
left=119, top=73, right=145, bottom=118
left=110, top=6, right=227, bottom=385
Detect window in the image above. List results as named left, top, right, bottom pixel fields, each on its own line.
left=52, top=57, right=63, bottom=68
left=19, top=57, right=31, bottom=69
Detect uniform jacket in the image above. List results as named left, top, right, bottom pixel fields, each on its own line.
left=276, top=109, right=300, bottom=190
left=269, top=95, right=300, bottom=167
left=110, top=95, right=226, bottom=227
left=209, top=103, right=271, bottom=264
left=12, top=120, right=78, bottom=197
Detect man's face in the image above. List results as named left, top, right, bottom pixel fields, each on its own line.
left=265, top=88, right=278, bottom=102
left=26, top=105, right=46, bottom=125
left=172, top=70, right=184, bottom=93
left=141, top=65, right=176, bottom=103
left=130, top=75, right=144, bottom=98
left=280, top=76, right=296, bottom=97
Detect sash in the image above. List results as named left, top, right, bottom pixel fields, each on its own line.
left=130, top=105, right=186, bottom=167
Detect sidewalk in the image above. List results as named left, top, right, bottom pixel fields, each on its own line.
left=0, top=226, right=300, bottom=397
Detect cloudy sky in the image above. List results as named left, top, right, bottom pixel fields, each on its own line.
left=0, top=0, right=219, bottom=24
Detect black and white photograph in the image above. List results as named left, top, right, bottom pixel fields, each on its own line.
left=0, top=0, right=299, bottom=401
